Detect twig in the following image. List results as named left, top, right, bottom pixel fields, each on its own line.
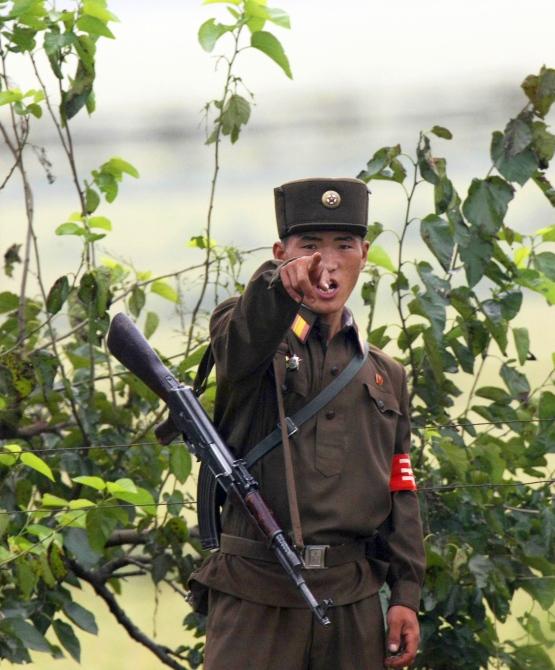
left=184, top=26, right=244, bottom=357
left=68, top=559, right=187, bottom=670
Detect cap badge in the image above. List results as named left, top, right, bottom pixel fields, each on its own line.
left=321, top=190, right=341, bottom=209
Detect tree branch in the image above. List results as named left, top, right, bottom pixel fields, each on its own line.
left=105, top=530, right=149, bottom=547
left=68, top=558, right=187, bottom=670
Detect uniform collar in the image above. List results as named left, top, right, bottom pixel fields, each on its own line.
left=290, top=306, right=365, bottom=354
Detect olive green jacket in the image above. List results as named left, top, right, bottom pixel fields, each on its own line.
left=190, top=260, right=425, bottom=612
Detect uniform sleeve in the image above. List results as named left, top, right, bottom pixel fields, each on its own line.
left=210, top=259, right=300, bottom=383
left=384, top=366, right=426, bottom=612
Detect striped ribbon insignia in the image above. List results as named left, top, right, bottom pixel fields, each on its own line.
left=389, top=454, right=417, bottom=491
left=291, top=313, right=310, bottom=342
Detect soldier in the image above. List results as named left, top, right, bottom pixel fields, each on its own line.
left=189, top=178, right=425, bottom=669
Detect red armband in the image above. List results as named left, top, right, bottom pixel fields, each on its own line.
left=389, top=454, right=417, bottom=491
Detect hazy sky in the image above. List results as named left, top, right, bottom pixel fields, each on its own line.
left=88, top=0, right=555, bottom=116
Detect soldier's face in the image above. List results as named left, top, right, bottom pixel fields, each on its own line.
left=273, top=231, right=369, bottom=317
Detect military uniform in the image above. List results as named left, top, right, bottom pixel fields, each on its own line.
left=189, top=179, right=425, bottom=670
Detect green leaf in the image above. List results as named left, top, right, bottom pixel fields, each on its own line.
left=61, top=59, right=95, bottom=121
left=86, top=507, right=118, bottom=552
left=170, top=444, right=192, bottom=483
left=198, top=18, right=231, bottom=52
left=423, top=328, right=445, bottom=383
left=357, top=145, right=404, bottom=183
left=106, top=478, right=137, bottom=494
left=63, top=601, right=98, bottom=635
left=520, top=577, right=555, bottom=610
left=21, top=452, right=54, bottom=481
left=264, top=7, right=290, bottom=28
left=430, top=125, right=453, bottom=140
left=63, top=528, right=101, bottom=569
left=500, top=363, right=530, bottom=399
left=450, top=339, right=474, bottom=374
left=368, top=325, right=391, bottom=349
left=367, top=245, right=396, bottom=273
left=144, top=311, right=159, bottom=339
left=533, top=251, right=555, bottom=280
left=251, top=31, right=292, bottom=79
left=420, top=214, right=454, bottom=271
left=68, top=499, right=95, bottom=510
left=42, top=493, right=69, bottom=507
left=53, top=619, right=81, bottom=662
left=151, top=281, right=178, bottom=303
left=128, top=285, right=145, bottom=318
left=46, top=276, right=70, bottom=315
left=365, top=221, right=384, bottom=244
left=0, top=89, right=23, bottom=106
left=499, top=290, right=523, bottom=320
left=88, top=216, right=111, bottom=230
left=517, top=268, right=555, bottom=305
left=462, top=177, right=514, bottom=234
left=82, top=0, right=119, bottom=23
left=491, top=130, right=538, bottom=186
left=521, top=66, right=555, bottom=118
left=417, top=134, right=440, bottom=185
left=55, top=222, right=84, bottom=236
left=0, top=291, right=19, bottom=313
left=434, top=176, right=455, bottom=215
left=535, top=224, right=555, bottom=242
left=76, top=15, right=115, bottom=39
left=102, top=156, right=140, bottom=178
left=109, top=487, right=156, bottom=515
left=438, top=440, right=468, bottom=478
left=218, top=94, right=251, bottom=143
left=73, top=475, right=105, bottom=491
left=8, top=618, right=50, bottom=652
left=531, top=120, right=555, bottom=164
left=513, top=327, right=530, bottom=365
left=532, top=171, right=555, bottom=207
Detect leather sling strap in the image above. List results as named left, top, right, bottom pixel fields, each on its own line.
left=273, top=360, right=304, bottom=550
left=244, top=342, right=369, bottom=470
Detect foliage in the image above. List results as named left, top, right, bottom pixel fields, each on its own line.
left=0, top=0, right=553, bottom=669
left=358, top=67, right=555, bottom=669
left=0, top=0, right=291, bottom=667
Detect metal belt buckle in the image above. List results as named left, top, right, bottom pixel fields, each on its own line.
left=303, top=545, right=329, bottom=569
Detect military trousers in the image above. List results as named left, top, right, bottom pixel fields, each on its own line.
left=203, top=589, right=386, bottom=670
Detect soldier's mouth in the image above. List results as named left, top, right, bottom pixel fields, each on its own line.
left=315, top=279, right=339, bottom=299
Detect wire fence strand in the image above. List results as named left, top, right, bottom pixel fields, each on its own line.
left=0, top=478, right=552, bottom=518
left=2, top=416, right=554, bottom=460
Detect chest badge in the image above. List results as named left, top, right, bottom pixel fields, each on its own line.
left=286, top=354, right=302, bottom=371
left=375, top=373, right=384, bottom=386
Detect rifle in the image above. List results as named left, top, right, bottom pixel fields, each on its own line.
left=106, top=313, right=333, bottom=626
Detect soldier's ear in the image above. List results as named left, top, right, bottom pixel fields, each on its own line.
left=360, top=239, right=370, bottom=269
left=273, top=240, right=286, bottom=260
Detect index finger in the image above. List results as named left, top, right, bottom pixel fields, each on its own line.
left=307, top=252, right=323, bottom=280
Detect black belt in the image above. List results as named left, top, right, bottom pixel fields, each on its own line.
left=220, top=533, right=367, bottom=570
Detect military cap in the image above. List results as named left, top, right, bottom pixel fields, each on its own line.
left=274, top=177, right=369, bottom=238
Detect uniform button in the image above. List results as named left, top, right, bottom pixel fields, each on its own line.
left=376, top=399, right=385, bottom=411
left=325, top=409, right=335, bottom=420
left=281, top=384, right=288, bottom=392
left=330, top=366, right=339, bottom=376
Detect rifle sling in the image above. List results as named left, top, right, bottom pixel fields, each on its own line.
left=273, top=359, right=305, bottom=550
left=244, top=343, right=369, bottom=470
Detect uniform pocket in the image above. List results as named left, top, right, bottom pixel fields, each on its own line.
left=363, top=384, right=402, bottom=416
left=314, top=407, right=346, bottom=477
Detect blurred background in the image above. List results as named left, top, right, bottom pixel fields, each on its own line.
left=1, top=0, right=554, bottom=666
